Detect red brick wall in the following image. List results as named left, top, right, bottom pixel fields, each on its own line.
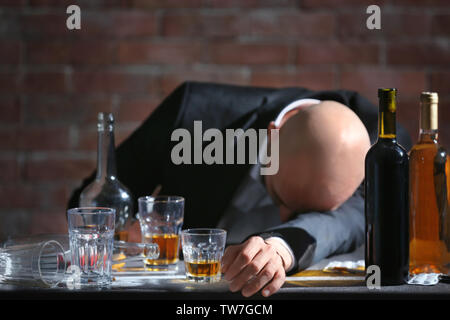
left=0, top=0, right=448, bottom=240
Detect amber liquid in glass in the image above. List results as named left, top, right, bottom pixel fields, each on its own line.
left=409, top=133, right=450, bottom=274
left=185, top=260, right=221, bottom=277
left=144, top=234, right=179, bottom=266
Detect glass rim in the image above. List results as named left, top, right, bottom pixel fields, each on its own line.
left=67, top=207, right=116, bottom=215
left=37, top=240, right=66, bottom=286
left=138, top=195, right=184, bottom=204
left=181, top=228, right=227, bottom=236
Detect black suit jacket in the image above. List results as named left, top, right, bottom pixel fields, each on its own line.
left=68, top=81, right=411, bottom=271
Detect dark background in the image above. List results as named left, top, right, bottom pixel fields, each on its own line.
left=0, top=0, right=448, bottom=240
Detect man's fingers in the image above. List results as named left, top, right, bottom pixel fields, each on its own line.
left=221, top=245, right=240, bottom=274
left=261, top=270, right=286, bottom=297
left=241, top=260, right=279, bottom=297
left=223, top=237, right=264, bottom=281
left=228, top=246, right=271, bottom=292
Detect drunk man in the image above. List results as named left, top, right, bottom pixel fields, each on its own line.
left=68, top=82, right=411, bottom=297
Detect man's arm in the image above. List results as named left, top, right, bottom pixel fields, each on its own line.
left=263, top=184, right=365, bottom=272
left=221, top=185, right=364, bottom=298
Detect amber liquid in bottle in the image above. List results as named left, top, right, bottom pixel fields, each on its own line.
left=409, top=92, right=450, bottom=274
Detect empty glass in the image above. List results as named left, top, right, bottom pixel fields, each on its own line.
left=68, top=207, right=115, bottom=287
left=138, top=196, right=184, bottom=272
left=181, top=229, right=227, bottom=283
left=0, top=240, right=66, bottom=287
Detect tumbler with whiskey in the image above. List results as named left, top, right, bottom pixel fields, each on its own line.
left=181, top=228, right=227, bottom=282
left=138, top=196, right=184, bottom=271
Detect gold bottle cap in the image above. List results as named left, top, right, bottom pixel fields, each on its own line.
left=421, top=92, right=438, bottom=104
left=420, top=92, right=438, bottom=131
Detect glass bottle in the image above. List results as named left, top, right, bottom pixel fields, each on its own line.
left=79, top=112, right=134, bottom=241
left=409, top=92, right=450, bottom=274
left=365, top=88, right=410, bottom=285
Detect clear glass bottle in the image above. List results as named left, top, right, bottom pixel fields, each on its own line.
left=79, top=112, right=134, bottom=241
left=409, top=92, right=450, bottom=274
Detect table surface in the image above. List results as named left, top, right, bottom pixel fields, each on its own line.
left=1, top=246, right=449, bottom=299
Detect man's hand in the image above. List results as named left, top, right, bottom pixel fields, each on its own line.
left=221, top=236, right=290, bottom=298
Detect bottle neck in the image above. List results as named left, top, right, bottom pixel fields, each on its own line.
left=378, top=109, right=396, bottom=139
left=419, top=99, right=438, bottom=143
left=378, top=90, right=397, bottom=140
left=419, top=128, right=438, bottom=143
left=96, top=127, right=117, bottom=181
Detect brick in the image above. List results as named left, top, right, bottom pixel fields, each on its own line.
left=430, top=72, right=450, bottom=96
left=0, top=14, right=21, bottom=39
left=72, top=71, right=160, bottom=94
left=297, top=42, right=379, bottom=65
left=20, top=13, right=69, bottom=37
left=387, top=43, right=450, bottom=66
left=82, top=12, right=158, bottom=38
left=301, top=0, right=388, bottom=8
left=28, top=0, right=74, bottom=6
left=0, top=0, right=26, bottom=6
left=387, top=0, right=450, bottom=6
left=27, top=41, right=117, bottom=65
left=118, top=42, right=204, bottom=64
left=432, top=14, right=450, bottom=36
left=0, top=184, right=43, bottom=209
left=17, top=127, right=71, bottom=151
left=131, top=0, right=202, bottom=9
left=162, top=13, right=245, bottom=38
left=21, top=12, right=157, bottom=38
left=209, top=43, right=291, bottom=65
left=22, top=72, right=67, bottom=94
left=29, top=0, right=131, bottom=7
left=24, top=158, right=95, bottom=182
left=30, top=210, right=68, bottom=235
left=0, top=129, right=18, bottom=150
left=337, top=13, right=430, bottom=39
left=245, top=12, right=335, bottom=39
left=161, top=71, right=250, bottom=96
left=207, top=0, right=297, bottom=8
left=340, top=69, right=426, bottom=103
left=117, top=96, right=160, bottom=122
left=0, top=158, right=20, bottom=182
left=0, top=73, right=20, bottom=93
left=0, top=183, right=71, bottom=211
left=0, top=96, right=21, bottom=123
left=24, top=95, right=114, bottom=125
left=251, top=70, right=335, bottom=91
left=76, top=124, right=140, bottom=151
left=0, top=41, right=21, bottom=65
left=0, top=210, right=32, bottom=241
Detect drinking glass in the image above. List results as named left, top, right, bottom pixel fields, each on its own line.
left=68, top=207, right=115, bottom=287
left=138, top=196, right=184, bottom=271
left=0, top=240, right=66, bottom=287
left=181, top=229, right=227, bottom=282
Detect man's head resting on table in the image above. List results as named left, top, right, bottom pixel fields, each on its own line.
left=264, top=100, right=371, bottom=221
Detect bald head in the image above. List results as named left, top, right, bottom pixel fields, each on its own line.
left=265, top=100, right=370, bottom=218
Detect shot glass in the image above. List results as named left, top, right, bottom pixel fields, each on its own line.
left=181, top=229, right=227, bottom=283
left=138, top=196, right=184, bottom=271
left=67, top=207, right=115, bottom=287
left=0, top=240, right=66, bottom=288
